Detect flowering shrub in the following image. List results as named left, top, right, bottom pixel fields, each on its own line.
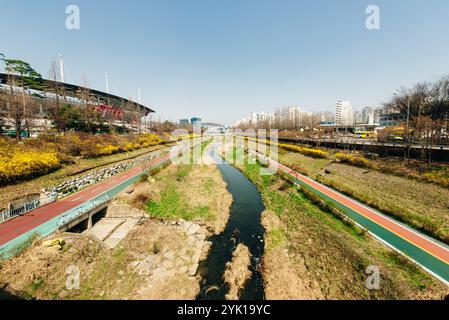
left=421, top=172, right=449, bottom=188
left=335, top=153, right=373, bottom=168
left=60, top=133, right=165, bottom=158
left=0, top=146, right=61, bottom=185
left=244, top=137, right=329, bottom=159
left=279, top=143, right=329, bottom=159
left=97, top=144, right=121, bottom=155
left=0, top=132, right=167, bottom=185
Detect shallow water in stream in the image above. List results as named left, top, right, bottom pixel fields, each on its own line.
left=197, top=148, right=265, bottom=300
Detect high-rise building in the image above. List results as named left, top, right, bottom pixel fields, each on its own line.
left=335, top=101, right=354, bottom=126
left=191, top=117, right=202, bottom=127
left=354, top=111, right=363, bottom=124
left=179, top=119, right=190, bottom=126
left=251, top=112, right=272, bottom=126
left=318, top=111, right=335, bottom=123
left=275, top=106, right=307, bottom=128
left=361, top=106, right=379, bottom=125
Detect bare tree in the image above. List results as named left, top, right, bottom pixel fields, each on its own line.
left=47, top=61, right=64, bottom=132
left=76, top=77, right=98, bottom=133
left=383, top=75, right=449, bottom=164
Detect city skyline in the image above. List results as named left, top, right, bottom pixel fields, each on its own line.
left=2, top=0, right=449, bottom=125
left=235, top=102, right=382, bottom=128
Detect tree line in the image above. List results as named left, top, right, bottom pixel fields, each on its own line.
left=383, top=75, right=449, bottom=163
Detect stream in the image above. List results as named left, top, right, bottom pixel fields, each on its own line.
left=197, top=146, right=265, bottom=300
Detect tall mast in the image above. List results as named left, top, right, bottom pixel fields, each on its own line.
left=59, top=54, right=65, bottom=82
left=105, top=73, right=109, bottom=94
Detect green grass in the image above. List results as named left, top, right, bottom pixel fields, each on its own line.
left=28, top=277, right=44, bottom=295
left=267, top=228, right=286, bottom=250
left=1, top=233, right=39, bottom=260
left=230, top=146, right=441, bottom=296
left=146, top=181, right=211, bottom=221
left=176, top=165, right=192, bottom=181
left=203, top=177, right=214, bottom=192
left=144, top=141, right=218, bottom=222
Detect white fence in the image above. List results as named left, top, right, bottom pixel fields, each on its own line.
left=0, top=195, right=57, bottom=224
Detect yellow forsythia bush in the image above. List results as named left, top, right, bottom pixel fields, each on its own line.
left=421, top=172, right=449, bottom=188
left=244, top=138, right=329, bottom=159
left=97, top=144, right=121, bottom=155
left=0, top=148, right=61, bottom=185
left=0, top=132, right=167, bottom=185
left=335, top=153, right=373, bottom=168
left=279, top=143, right=329, bottom=159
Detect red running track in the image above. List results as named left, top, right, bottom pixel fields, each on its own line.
left=0, top=154, right=170, bottom=246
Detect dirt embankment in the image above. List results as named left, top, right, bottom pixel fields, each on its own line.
left=261, top=210, right=324, bottom=299
left=117, top=158, right=233, bottom=236
left=260, top=194, right=449, bottom=300
left=0, top=152, right=234, bottom=300
left=223, top=244, right=252, bottom=300
left=0, top=217, right=213, bottom=300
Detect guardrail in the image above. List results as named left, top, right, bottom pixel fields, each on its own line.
left=0, top=196, right=57, bottom=223
left=56, top=195, right=112, bottom=228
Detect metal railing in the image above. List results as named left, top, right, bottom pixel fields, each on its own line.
left=57, top=194, right=112, bottom=227
left=1, top=200, right=40, bottom=223
left=0, top=195, right=57, bottom=224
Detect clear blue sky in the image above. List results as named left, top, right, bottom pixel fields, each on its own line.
left=1, top=0, right=449, bottom=125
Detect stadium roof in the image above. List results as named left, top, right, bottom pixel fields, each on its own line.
left=0, top=72, right=155, bottom=115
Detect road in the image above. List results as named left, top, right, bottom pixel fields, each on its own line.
left=251, top=150, right=449, bottom=285
left=0, top=153, right=170, bottom=248
left=278, top=136, right=449, bottom=151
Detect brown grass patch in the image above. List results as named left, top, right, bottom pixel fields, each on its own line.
left=223, top=244, right=252, bottom=300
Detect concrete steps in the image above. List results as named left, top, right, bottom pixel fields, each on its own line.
left=83, top=218, right=125, bottom=241
left=83, top=217, right=140, bottom=249
left=104, top=218, right=140, bottom=249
